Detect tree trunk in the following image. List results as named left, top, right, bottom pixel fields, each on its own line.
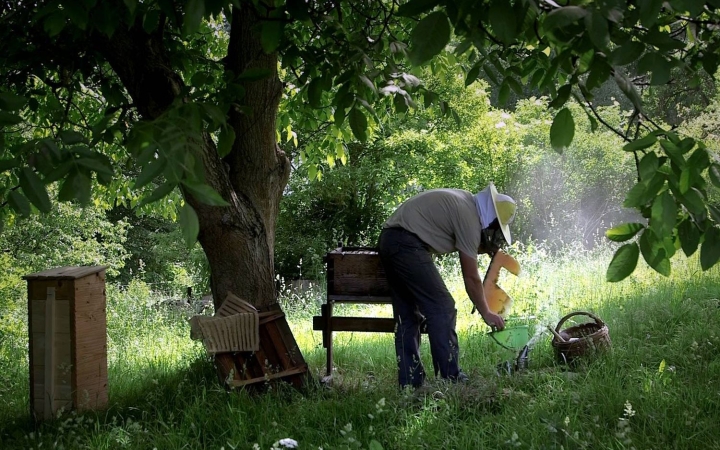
left=99, top=5, right=289, bottom=310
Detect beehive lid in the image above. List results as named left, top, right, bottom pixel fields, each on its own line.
left=23, top=265, right=108, bottom=280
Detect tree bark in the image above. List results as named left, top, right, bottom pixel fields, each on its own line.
left=99, top=5, right=289, bottom=310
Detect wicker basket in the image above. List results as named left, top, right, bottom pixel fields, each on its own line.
left=551, top=311, right=611, bottom=365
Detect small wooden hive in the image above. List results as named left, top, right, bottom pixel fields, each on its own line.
left=325, top=247, right=390, bottom=298
left=24, top=266, right=108, bottom=421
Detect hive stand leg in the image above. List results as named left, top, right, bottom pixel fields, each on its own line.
left=321, top=302, right=334, bottom=377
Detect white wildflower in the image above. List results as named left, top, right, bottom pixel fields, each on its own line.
left=278, top=438, right=298, bottom=448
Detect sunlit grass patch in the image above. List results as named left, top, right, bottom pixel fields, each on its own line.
left=0, top=245, right=719, bottom=449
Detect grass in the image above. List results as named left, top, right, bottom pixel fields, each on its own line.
left=1, top=244, right=720, bottom=449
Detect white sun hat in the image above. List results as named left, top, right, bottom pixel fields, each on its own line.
left=489, top=183, right=517, bottom=245
left=475, top=183, right=517, bottom=245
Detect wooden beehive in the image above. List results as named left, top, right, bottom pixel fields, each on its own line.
left=24, top=266, right=108, bottom=421
left=325, top=247, right=391, bottom=298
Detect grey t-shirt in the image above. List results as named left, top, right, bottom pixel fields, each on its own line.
left=383, top=189, right=482, bottom=257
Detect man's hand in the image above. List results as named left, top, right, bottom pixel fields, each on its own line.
left=481, top=310, right=505, bottom=331
left=459, top=251, right=506, bottom=331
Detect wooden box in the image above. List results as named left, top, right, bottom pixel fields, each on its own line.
left=24, top=266, right=108, bottom=420
left=215, top=304, right=309, bottom=389
left=325, top=247, right=391, bottom=299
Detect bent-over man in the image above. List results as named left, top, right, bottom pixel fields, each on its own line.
left=378, top=183, right=517, bottom=388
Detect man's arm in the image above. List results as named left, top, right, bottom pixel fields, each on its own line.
left=459, top=251, right=506, bottom=330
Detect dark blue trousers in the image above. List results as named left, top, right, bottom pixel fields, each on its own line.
left=378, top=227, right=461, bottom=388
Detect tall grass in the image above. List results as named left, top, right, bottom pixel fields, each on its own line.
left=1, top=244, right=719, bottom=449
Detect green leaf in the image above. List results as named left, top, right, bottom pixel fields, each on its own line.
left=77, top=156, right=114, bottom=177
left=0, top=111, right=23, bottom=127
left=143, top=9, right=161, bottom=33
left=677, top=187, right=705, bottom=216
left=651, top=191, right=676, bottom=238
left=93, top=2, right=118, bottom=38
left=586, top=10, right=609, bottom=50
left=59, top=130, right=87, bottom=145
left=638, top=0, right=663, bottom=27
left=19, top=167, right=51, bottom=213
left=678, top=218, right=700, bottom=257
left=687, top=147, right=709, bottom=170
left=44, top=161, right=73, bottom=184
left=44, top=12, right=66, bottom=37
left=613, top=72, right=642, bottom=111
left=58, top=170, right=91, bottom=204
left=489, top=1, right=517, bottom=45
left=548, top=84, right=571, bottom=109
left=179, top=203, right=200, bottom=247
left=135, top=158, right=166, bottom=189
left=638, top=152, right=659, bottom=180
left=709, top=164, right=720, bottom=188
left=307, top=78, right=323, bottom=109
left=138, top=181, right=176, bottom=207
left=261, top=20, right=283, bottom=54
left=606, top=242, right=640, bottom=282
left=183, top=0, right=204, bottom=36
left=498, top=81, right=510, bottom=106
left=368, top=439, right=384, bottom=450
left=65, top=1, right=89, bottom=29
left=700, top=227, right=720, bottom=270
left=8, top=191, right=31, bottom=217
left=58, top=170, right=75, bottom=202
left=506, top=77, right=523, bottom=95
left=124, top=0, right=139, bottom=15
left=465, top=63, right=481, bottom=87
left=349, top=107, right=368, bottom=142
left=709, top=204, right=720, bottom=224
left=623, top=133, right=657, bottom=152
left=0, top=93, right=28, bottom=111
left=543, top=6, right=587, bottom=32
left=408, top=12, right=451, bottom=66
left=181, top=181, right=229, bottom=206
left=624, top=173, right=665, bottom=208
left=550, top=108, right=575, bottom=153
left=660, top=139, right=685, bottom=169
left=679, top=167, right=691, bottom=193
left=644, top=28, right=685, bottom=51
left=610, top=41, right=645, bottom=66
left=638, top=53, right=671, bottom=86
left=639, top=229, right=670, bottom=276
left=397, top=0, right=437, bottom=17
left=584, top=59, right=610, bottom=92
left=606, top=223, right=645, bottom=242
left=217, top=126, right=235, bottom=157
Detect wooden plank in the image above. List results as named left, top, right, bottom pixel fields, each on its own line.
left=30, top=300, right=71, bottom=334
left=313, top=316, right=431, bottom=333
left=262, top=320, right=292, bottom=371
left=227, top=366, right=308, bottom=388
left=43, top=287, right=56, bottom=421
left=326, top=295, right=393, bottom=304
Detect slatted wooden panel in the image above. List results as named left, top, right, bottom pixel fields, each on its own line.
left=25, top=266, right=108, bottom=421
left=215, top=303, right=309, bottom=389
